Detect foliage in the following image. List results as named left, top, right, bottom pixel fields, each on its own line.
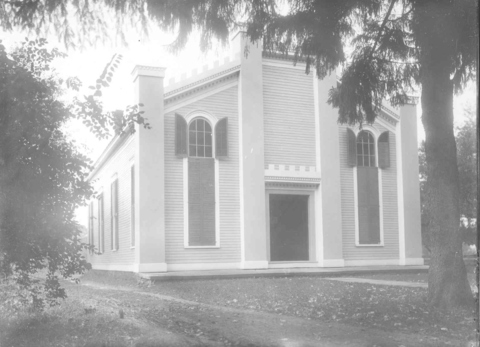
left=2, top=0, right=478, bottom=310
left=0, top=38, right=148, bottom=310
left=140, top=0, right=478, bottom=309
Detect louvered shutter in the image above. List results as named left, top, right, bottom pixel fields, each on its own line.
left=175, top=113, right=188, bottom=157
left=111, top=179, right=119, bottom=250
left=215, top=117, right=228, bottom=159
left=347, top=128, right=357, bottom=167
left=378, top=131, right=390, bottom=169
left=115, top=179, right=119, bottom=250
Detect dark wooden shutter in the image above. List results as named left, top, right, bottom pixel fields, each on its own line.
left=131, top=165, right=135, bottom=247
left=98, top=194, right=104, bottom=253
left=215, top=117, right=228, bottom=159
left=378, top=131, right=390, bottom=169
left=111, top=179, right=119, bottom=250
left=115, top=179, right=119, bottom=250
left=188, top=158, right=216, bottom=246
left=357, top=167, right=381, bottom=244
left=175, top=113, right=188, bottom=157
left=110, top=182, right=114, bottom=250
left=88, top=202, right=94, bottom=252
left=347, top=128, right=357, bottom=167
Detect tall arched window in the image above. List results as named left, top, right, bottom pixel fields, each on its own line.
left=175, top=113, right=229, bottom=247
left=187, top=117, right=216, bottom=246
left=355, top=130, right=381, bottom=245
left=356, top=131, right=376, bottom=167
left=189, top=118, right=213, bottom=158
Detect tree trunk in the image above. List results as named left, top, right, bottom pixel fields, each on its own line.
left=416, top=1, right=473, bottom=310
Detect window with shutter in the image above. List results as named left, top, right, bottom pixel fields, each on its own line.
left=97, top=193, right=104, bottom=254
left=111, top=179, right=119, bottom=250
left=187, top=117, right=216, bottom=246
left=88, top=202, right=94, bottom=253
left=378, top=131, right=390, bottom=169
left=175, top=113, right=188, bottom=157
left=215, top=117, right=228, bottom=159
left=356, top=130, right=381, bottom=245
left=347, top=128, right=357, bottom=166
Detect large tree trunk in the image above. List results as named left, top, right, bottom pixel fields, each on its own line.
left=416, top=1, right=473, bottom=310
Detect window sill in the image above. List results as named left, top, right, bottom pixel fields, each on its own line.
left=355, top=243, right=384, bottom=247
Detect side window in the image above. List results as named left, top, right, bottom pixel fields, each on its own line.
left=131, top=165, right=135, bottom=247
left=111, top=178, right=119, bottom=250
left=97, top=193, right=104, bottom=253
left=354, top=130, right=381, bottom=245
left=88, top=201, right=94, bottom=253
left=188, top=117, right=216, bottom=246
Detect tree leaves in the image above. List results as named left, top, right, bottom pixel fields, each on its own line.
left=0, top=39, right=147, bottom=309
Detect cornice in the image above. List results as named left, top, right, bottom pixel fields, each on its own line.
left=262, top=51, right=308, bottom=63
left=164, top=70, right=239, bottom=105
left=265, top=181, right=320, bottom=190
left=165, top=65, right=240, bottom=100
left=265, top=176, right=321, bottom=183
left=378, top=107, right=399, bottom=124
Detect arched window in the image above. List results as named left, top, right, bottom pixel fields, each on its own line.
left=175, top=112, right=229, bottom=247
left=356, top=131, right=376, bottom=167
left=189, top=118, right=213, bottom=158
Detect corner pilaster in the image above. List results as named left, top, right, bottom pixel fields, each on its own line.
left=397, top=102, right=424, bottom=265
left=131, top=65, right=168, bottom=272
left=315, top=72, right=345, bottom=267
left=234, top=32, right=269, bottom=269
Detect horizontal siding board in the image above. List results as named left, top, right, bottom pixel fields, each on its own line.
left=263, top=65, right=316, bottom=167
left=88, top=137, right=136, bottom=265
left=165, top=86, right=240, bottom=263
left=339, top=123, right=399, bottom=260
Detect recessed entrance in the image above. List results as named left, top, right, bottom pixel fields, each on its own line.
left=269, top=194, right=309, bottom=261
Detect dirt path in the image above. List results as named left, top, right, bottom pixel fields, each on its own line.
left=70, top=280, right=452, bottom=347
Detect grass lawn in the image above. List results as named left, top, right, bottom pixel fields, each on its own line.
left=83, top=270, right=477, bottom=345
left=1, top=270, right=477, bottom=346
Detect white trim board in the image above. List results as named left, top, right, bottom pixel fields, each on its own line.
left=396, top=121, right=406, bottom=264
left=268, top=262, right=319, bottom=269
left=344, top=259, right=399, bottom=266
left=241, top=261, right=269, bottom=270
left=320, top=259, right=345, bottom=268
left=92, top=263, right=136, bottom=272
left=167, top=262, right=241, bottom=271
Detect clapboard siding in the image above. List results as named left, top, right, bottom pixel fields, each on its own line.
left=165, top=85, right=240, bottom=263
left=88, top=136, right=136, bottom=265
left=339, top=123, right=399, bottom=260
left=263, top=64, right=316, bottom=167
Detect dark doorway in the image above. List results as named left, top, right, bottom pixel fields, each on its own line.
left=269, top=194, right=309, bottom=261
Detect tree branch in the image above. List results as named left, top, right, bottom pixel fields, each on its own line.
left=369, top=0, right=398, bottom=60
